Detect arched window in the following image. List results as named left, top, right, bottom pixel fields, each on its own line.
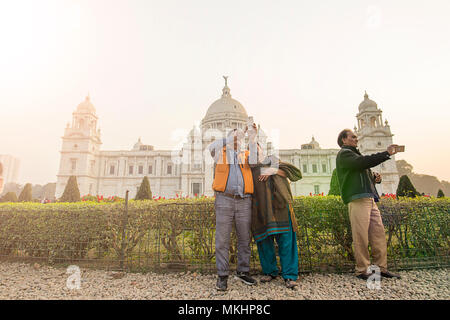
left=370, top=117, right=377, bottom=127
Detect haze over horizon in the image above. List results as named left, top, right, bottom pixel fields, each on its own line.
left=1, top=0, right=449, bottom=185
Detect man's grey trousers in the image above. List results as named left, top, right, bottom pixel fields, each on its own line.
left=215, top=193, right=252, bottom=277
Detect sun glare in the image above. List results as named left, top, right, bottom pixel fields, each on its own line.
left=0, top=0, right=81, bottom=84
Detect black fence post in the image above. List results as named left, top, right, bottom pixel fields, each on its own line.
left=119, top=190, right=129, bottom=271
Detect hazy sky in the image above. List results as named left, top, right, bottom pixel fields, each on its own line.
left=1, top=0, right=449, bottom=185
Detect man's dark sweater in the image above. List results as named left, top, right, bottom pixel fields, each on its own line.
left=336, top=145, right=391, bottom=204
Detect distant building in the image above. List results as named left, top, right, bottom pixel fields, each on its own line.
left=55, top=80, right=399, bottom=198
left=0, top=155, right=20, bottom=194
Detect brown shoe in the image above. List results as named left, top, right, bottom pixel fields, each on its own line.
left=260, top=275, right=277, bottom=283
left=284, top=279, right=298, bottom=289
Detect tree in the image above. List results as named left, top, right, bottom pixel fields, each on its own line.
left=59, top=176, right=81, bottom=202
left=0, top=192, right=18, bottom=202
left=328, top=168, right=341, bottom=196
left=18, top=183, right=33, bottom=202
left=396, top=175, right=419, bottom=198
left=31, top=184, right=44, bottom=199
left=396, top=159, right=414, bottom=176
left=135, top=176, right=152, bottom=200
left=396, top=159, right=450, bottom=197
left=41, top=183, right=56, bottom=201
left=437, top=189, right=445, bottom=198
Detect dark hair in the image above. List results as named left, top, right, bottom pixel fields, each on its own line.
left=337, top=129, right=352, bottom=147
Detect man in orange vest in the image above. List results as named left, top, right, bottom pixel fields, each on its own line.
left=209, top=125, right=258, bottom=291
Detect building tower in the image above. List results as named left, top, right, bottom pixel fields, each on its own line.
left=55, top=95, right=102, bottom=198
left=0, top=161, right=3, bottom=194
left=355, top=92, right=399, bottom=194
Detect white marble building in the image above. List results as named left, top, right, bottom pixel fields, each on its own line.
left=0, top=155, right=20, bottom=194
left=55, top=79, right=398, bottom=199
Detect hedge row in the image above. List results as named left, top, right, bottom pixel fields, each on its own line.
left=0, top=197, right=448, bottom=272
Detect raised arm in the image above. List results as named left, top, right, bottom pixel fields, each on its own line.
left=339, top=149, right=390, bottom=170
left=208, top=138, right=227, bottom=163
left=247, top=123, right=261, bottom=167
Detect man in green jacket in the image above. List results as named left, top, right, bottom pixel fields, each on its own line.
left=336, top=129, right=401, bottom=280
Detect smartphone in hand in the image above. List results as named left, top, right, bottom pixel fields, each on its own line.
left=395, top=145, right=405, bottom=152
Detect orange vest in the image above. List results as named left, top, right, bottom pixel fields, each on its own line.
left=212, top=147, right=254, bottom=194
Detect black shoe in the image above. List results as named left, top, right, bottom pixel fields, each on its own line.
left=380, top=270, right=401, bottom=279
left=216, top=276, right=228, bottom=291
left=356, top=273, right=372, bottom=280
left=235, top=272, right=257, bottom=285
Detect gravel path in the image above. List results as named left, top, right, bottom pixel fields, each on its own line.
left=0, top=262, right=448, bottom=300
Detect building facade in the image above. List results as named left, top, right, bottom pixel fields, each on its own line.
left=55, top=80, right=398, bottom=199
left=0, top=155, right=20, bottom=194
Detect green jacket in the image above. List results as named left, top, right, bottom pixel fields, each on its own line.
left=336, top=145, right=390, bottom=204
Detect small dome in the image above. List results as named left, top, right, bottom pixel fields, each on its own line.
left=309, top=136, right=320, bottom=148
left=188, top=125, right=201, bottom=138
left=133, top=137, right=143, bottom=150
left=132, top=138, right=154, bottom=151
left=76, top=94, right=96, bottom=114
left=358, top=91, right=378, bottom=112
left=301, top=136, right=320, bottom=150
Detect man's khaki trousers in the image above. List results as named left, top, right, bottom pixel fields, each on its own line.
left=348, top=197, right=388, bottom=275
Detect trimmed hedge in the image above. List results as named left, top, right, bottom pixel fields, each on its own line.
left=0, top=192, right=18, bottom=202
left=18, top=183, right=33, bottom=202
left=0, top=196, right=448, bottom=272
left=135, top=176, right=152, bottom=200
left=327, top=169, right=341, bottom=196
left=397, top=175, right=419, bottom=198
left=59, top=176, right=81, bottom=202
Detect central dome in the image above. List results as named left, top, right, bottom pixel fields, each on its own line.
left=205, top=97, right=248, bottom=119
left=203, top=76, right=248, bottom=121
